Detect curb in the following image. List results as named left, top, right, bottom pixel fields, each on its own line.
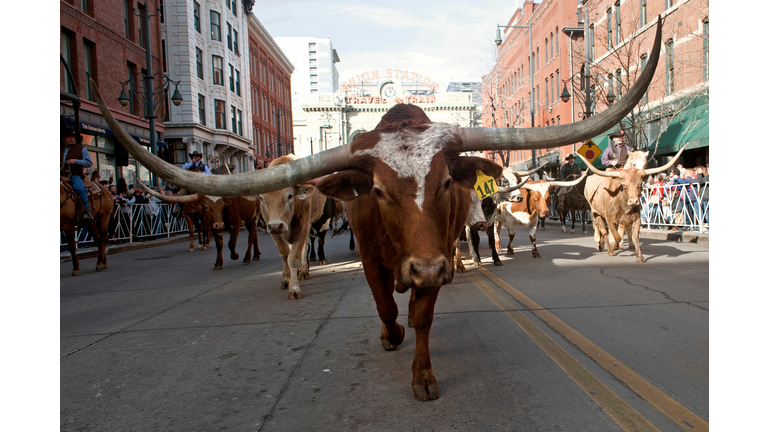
left=539, top=219, right=708, bottom=244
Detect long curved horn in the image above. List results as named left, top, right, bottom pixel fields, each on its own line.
left=458, top=18, right=663, bottom=153
left=546, top=173, right=588, bottom=188
left=575, top=153, right=621, bottom=178
left=514, top=161, right=548, bottom=178
left=132, top=176, right=199, bottom=203
left=497, top=175, right=530, bottom=193
left=91, top=79, right=351, bottom=197
left=644, top=143, right=689, bottom=176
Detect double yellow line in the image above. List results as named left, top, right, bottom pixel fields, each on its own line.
left=461, top=263, right=708, bottom=432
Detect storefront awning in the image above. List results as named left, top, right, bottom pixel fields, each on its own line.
left=652, top=101, right=709, bottom=156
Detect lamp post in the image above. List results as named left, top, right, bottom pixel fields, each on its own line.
left=495, top=22, right=536, bottom=168
left=117, top=2, right=182, bottom=186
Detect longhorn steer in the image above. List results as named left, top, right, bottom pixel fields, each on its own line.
left=259, top=155, right=325, bottom=300
left=578, top=145, right=686, bottom=263
left=136, top=182, right=261, bottom=270
left=90, top=17, right=661, bottom=402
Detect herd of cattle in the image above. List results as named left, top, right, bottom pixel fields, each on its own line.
left=60, top=20, right=678, bottom=402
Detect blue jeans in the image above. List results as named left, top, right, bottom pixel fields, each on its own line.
left=70, top=175, right=91, bottom=212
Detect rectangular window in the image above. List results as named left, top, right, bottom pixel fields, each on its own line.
left=232, top=0, right=237, bottom=17
left=615, top=2, right=621, bottom=45
left=193, top=2, right=201, bottom=33
left=640, top=54, right=648, bottom=105
left=227, top=22, right=232, bottom=50
left=703, top=18, right=709, bottom=81
left=210, top=11, right=221, bottom=41
left=215, top=99, right=226, bottom=129
left=665, top=39, right=674, bottom=95
left=231, top=106, right=237, bottom=133
left=123, top=0, right=131, bottom=39
left=235, top=70, right=241, bottom=96
left=233, top=29, right=239, bottom=54
left=665, top=0, right=671, bottom=9
left=127, top=62, right=137, bottom=115
left=212, top=55, right=223, bottom=85
left=615, top=69, right=623, bottom=99
left=198, top=94, right=206, bottom=125
left=229, top=64, right=235, bottom=91
left=81, top=0, right=89, bottom=14
left=196, top=47, right=204, bottom=78
left=61, top=29, right=76, bottom=94
left=83, top=39, right=96, bottom=101
left=137, top=3, right=145, bottom=48
left=237, top=109, right=243, bottom=136
left=606, top=9, right=612, bottom=49
left=308, top=42, right=316, bottom=51
left=589, top=25, right=595, bottom=62
left=641, top=0, right=647, bottom=27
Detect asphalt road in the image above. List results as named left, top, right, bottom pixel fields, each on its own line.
left=60, top=225, right=709, bottom=431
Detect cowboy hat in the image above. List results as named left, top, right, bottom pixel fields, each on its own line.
left=189, top=150, right=203, bottom=158
left=608, top=128, right=625, bottom=139
left=565, top=153, right=575, bottom=160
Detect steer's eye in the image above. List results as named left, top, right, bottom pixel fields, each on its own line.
left=444, top=178, right=452, bottom=189
left=287, top=194, right=293, bottom=201
left=373, top=186, right=383, bottom=198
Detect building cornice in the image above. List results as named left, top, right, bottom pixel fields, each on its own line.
left=247, top=14, right=294, bottom=74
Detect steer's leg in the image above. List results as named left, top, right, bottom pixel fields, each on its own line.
left=212, top=233, right=224, bottom=270
left=185, top=214, right=195, bottom=252
left=411, top=286, right=442, bottom=401
left=308, top=235, right=317, bottom=262
left=528, top=217, right=541, bottom=258
left=94, top=214, right=109, bottom=270
left=605, top=220, right=623, bottom=257
left=228, top=222, right=240, bottom=261
left=272, top=235, right=292, bottom=291
left=317, top=230, right=328, bottom=265
left=454, top=241, right=466, bottom=274
left=243, top=218, right=257, bottom=264
left=630, top=219, right=645, bottom=263
left=506, top=223, right=516, bottom=256
left=470, top=229, right=482, bottom=268
left=488, top=226, right=502, bottom=266
left=361, top=254, right=404, bottom=349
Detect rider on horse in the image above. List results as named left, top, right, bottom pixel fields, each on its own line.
left=61, top=126, right=94, bottom=222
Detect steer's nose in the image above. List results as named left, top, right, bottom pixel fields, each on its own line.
left=472, top=221, right=488, bottom=232
left=267, top=221, right=285, bottom=234
left=404, top=257, right=451, bottom=288
left=627, top=197, right=641, bottom=207
left=212, top=222, right=225, bottom=231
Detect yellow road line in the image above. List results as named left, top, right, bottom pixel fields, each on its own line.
left=463, top=269, right=659, bottom=432
left=474, top=265, right=708, bottom=432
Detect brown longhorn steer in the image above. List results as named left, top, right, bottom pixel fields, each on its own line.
left=89, top=17, right=662, bottom=402
left=136, top=183, right=261, bottom=270
left=259, top=155, right=325, bottom=300
left=577, top=145, right=687, bottom=263
left=495, top=177, right=585, bottom=258
left=60, top=179, right=114, bottom=276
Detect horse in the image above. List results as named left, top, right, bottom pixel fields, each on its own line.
left=557, top=173, right=591, bottom=235
left=60, top=178, right=114, bottom=276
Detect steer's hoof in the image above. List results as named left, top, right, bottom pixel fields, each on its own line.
left=96, top=264, right=107, bottom=271
left=231, top=252, right=239, bottom=260
left=532, top=252, right=541, bottom=258
left=493, top=260, right=503, bottom=267
left=280, top=280, right=289, bottom=290
left=381, top=322, right=405, bottom=350
left=319, top=260, right=327, bottom=266
left=213, top=265, right=222, bottom=270
left=299, top=271, right=310, bottom=281
left=637, top=256, right=646, bottom=263
left=288, top=290, right=303, bottom=300
left=412, top=370, right=440, bottom=401
left=71, top=270, right=81, bottom=277
left=242, top=258, right=251, bottom=264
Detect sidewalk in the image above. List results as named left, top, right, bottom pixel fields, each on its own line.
left=539, top=218, right=709, bottom=245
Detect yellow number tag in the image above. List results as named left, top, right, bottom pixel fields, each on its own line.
left=474, top=170, right=498, bottom=200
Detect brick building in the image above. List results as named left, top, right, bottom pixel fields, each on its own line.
left=248, top=15, right=294, bottom=168
left=60, top=0, right=167, bottom=184
left=483, top=0, right=709, bottom=174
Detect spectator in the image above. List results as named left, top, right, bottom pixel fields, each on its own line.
left=128, top=188, right=148, bottom=204
left=696, top=166, right=709, bottom=228
left=182, top=151, right=212, bottom=174
left=90, top=170, right=101, bottom=183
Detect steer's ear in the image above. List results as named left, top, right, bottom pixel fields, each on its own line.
left=450, top=156, right=503, bottom=189
left=295, top=184, right=315, bottom=200
left=317, top=169, right=373, bottom=201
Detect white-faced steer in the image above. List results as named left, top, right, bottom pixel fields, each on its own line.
left=89, top=18, right=663, bottom=402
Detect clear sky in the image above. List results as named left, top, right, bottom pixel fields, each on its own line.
left=256, top=0, right=523, bottom=91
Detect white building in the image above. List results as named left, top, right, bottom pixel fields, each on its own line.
left=273, top=37, right=341, bottom=156
left=162, top=0, right=256, bottom=173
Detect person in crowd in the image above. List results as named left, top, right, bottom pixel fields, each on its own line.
left=60, top=127, right=94, bottom=222
left=696, top=166, right=709, bottom=228
left=601, top=128, right=629, bottom=169
left=90, top=170, right=101, bottom=183
left=182, top=151, right=212, bottom=174
left=127, top=187, right=148, bottom=205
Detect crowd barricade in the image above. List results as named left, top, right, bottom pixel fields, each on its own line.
left=60, top=203, right=190, bottom=249
left=548, top=182, right=709, bottom=232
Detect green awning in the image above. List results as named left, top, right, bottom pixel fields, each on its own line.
left=652, top=101, right=709, bottom=155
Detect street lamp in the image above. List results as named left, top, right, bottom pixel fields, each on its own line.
left=117, top=1, right=182, bottom=186
left=495, top=22, right=536, bottom=169
left=560, top=68, right=615, bottom=118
